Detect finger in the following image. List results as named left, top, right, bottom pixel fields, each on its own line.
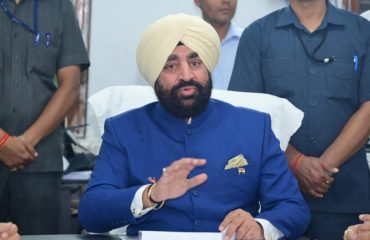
left=17, top=135, right=38, bottom=158
left=324, top=177, right=334, bottom=186
left=165, top=158, right=206, bottom=178
left=180, top=158, right=207, bottom=173
left=224, top=216, right=244, bottom=240
left=1, top=231, right=9, bottom=239
left=163, top=164, right=192, bottom=179
left=188, top=173, right=207, bottom=188
left=308, top=188, right=324, bottom=198
left=10, top=139, right=34, bottom=161
left=0, top=222, right=12, bottom=231
left=191, top=158, right=207, bottom=166
left=320, top=173, right=333, bottom=184
left=219, top=210, right=238, bottom=232
left=344, top=228, right=358, bottom=240
left=8, top=223, right=18, bottom=235
left=359, top=214, right=370, bottom=222
left=322, top=166, right=339, bottom=176
left=359, top=232, right=370, bottom=240
left=235, top=221, right=253, bottom=240
left=23, top=142, right=38, bottom=158
left=316, top=183, right=330, bottom=193
left=353, top=222, right=370, bottom=232
left=311, top=179, right=330, bottom=192
left=11, top=234, right=21, bottom=240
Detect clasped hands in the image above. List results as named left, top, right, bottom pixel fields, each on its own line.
left=344, top=214, right=370, bottom=240
left=0, top=134, right=37, bottom=170
left=293, top=155, right=339, bottom=198
left=148, top=157, right=265, bottom=240
left=0, top=222, right=20, bottom=240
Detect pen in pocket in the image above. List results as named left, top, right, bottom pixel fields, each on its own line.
left=353, top=55, right=358, bottom=72
left=46, top=32, right=51, bottom=47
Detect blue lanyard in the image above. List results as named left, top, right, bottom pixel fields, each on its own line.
left=0, top=0, right=40, bottom=46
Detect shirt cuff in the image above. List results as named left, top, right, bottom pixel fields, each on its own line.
left=130, top=184, right=156, bottom=218
left=255, top=218, right=284, bottom=240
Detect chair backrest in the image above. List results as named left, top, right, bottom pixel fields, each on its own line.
left=89, top=85, right=304, bottom=150
left=361, top=10, right=370, bottom=20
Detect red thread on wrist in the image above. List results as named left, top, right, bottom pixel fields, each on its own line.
left=0, top=133, right=10, bottom=149
left=290, top=153, right=305, bottom=172
left=147, top=184, right=165, bottom=210
left=148, top=184, right=160, bottom=204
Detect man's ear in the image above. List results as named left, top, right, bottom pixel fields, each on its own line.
left=194, top=0, right=201, bottom=8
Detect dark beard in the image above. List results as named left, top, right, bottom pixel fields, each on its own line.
left=154, top=78, right=212, bottom=119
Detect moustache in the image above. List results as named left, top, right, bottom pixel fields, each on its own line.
left=171, top=80, right=203, bottom=93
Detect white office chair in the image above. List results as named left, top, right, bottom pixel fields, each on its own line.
left=361, top=10, right=370, bottom=20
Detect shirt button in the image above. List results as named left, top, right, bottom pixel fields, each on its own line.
left=192, top=190, right=199, bottom=197
left=194, top=219, right=202, bottom=226
left=12, top=107, right=18, bottom=112
left=186, top=128, right=192, bottom=135
left=308, top=37, right=312, bottom=42
left=310, top=136, right=317, bottom=143
left=309, top=67, right=315, bottom=74
left=13, top=33, right=19, bottom=38
left=310, top=101, right=317, bottom=107
left=14, top=56, right=19, bottom=62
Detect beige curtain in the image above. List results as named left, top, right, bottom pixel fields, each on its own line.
left=68, top=0, right=91, bottom=137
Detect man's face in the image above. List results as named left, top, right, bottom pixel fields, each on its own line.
left=195, top=0, right=237, bottom=26
left=154, top=44, right=212, bottom=119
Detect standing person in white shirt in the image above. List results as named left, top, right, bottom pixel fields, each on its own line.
left=194, top=0, right=243, bottom=89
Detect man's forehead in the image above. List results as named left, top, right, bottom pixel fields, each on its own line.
left=166, top=45, right=199, bottom=61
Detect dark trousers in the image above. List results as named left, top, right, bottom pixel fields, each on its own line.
left=304, top=211, right=362, bottom=240
left=0, top=168, right=62, bottom=235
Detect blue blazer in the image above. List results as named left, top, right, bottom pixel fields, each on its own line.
left=79, top=99, right=310, bottom=239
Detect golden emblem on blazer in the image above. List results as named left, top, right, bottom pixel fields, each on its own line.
left=224, top=154, right=248, bottom=170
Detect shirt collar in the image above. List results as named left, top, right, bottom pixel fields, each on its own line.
left=276, top=0, right=344, bottom=29
left=154, top=99, right=214, bottom=125
left=223, top=21, right=243, bottom=43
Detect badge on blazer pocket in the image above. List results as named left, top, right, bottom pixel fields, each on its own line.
left=222, top=154, right=249, bottom=178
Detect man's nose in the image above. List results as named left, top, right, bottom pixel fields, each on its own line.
left=179, top=64, right=195, bottom=82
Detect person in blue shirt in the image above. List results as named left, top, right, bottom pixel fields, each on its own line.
left=78, top=13, right=310, bottom=240
left=194, top=0, right=242, bottom=89
left=228, top=0, right=370, bottom=239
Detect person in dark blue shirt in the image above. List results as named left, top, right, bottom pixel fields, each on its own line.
left=229, top=0, right=370, bottom=239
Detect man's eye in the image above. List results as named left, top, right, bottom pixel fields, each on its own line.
left=164, top=64, right=176, bottom=70
left=190, top=60, right=201, bottom=68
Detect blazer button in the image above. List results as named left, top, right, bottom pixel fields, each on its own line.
left=194, top=219, right=202, bottom=226
left=192, top=190, right=199, bottom=197
left=186, top=128, right=192, bottom=135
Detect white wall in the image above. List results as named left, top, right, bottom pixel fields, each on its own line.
left=84, top=0, right=287, bottom=144
left=88, top=0, right=287, bottom=96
